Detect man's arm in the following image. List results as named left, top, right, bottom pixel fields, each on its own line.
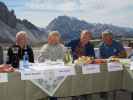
left=116, top=42, right=127, bottom=58
left=6, top=47, right=12, bottom=64
left=38, top=44, right=49, bottom=62
left=29, top=47, right=34, bottom=63
left=0, top=46, right=3, bottom=64
left=117, top=50, right=127, bottom=58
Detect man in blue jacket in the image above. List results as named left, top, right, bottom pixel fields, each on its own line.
left=99, top=30, right=127, bottom=58
left=66, top=30, right=95, bottom=60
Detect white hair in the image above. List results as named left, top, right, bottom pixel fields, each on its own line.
left=16, top=31, right=28, bottom=38
left=48, top=31, right=60, bottom=37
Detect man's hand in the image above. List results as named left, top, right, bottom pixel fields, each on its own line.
left=0, top=64, right=15, bottom=73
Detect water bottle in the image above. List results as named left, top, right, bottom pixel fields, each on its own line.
left=64, top=47, right=73, bottom=64
left=23, top=51, right=29, bottom=69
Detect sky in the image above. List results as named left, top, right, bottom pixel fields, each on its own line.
left=0, top=0, right=133, bottom=28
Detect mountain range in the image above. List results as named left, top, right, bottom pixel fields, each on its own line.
left=0, top=1, right=133, bottom=45
left=47, top=16, right=133, bottom=41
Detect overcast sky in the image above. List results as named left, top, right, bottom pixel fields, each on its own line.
left=0, top=0, right=133, bottom=28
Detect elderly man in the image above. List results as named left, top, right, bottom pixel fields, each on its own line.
left=99, top=30, right=127, bottom=58
left=99, top=30, right=127, bottom=100
left=66, top=30, right=95, bottom=100
left=7, top=31, right=34, bottom=68
left=66, top=30, right=95, bottom=60
left=38, top=31, right=66, bottom=100
left=38, top=31, right=65, bottom=62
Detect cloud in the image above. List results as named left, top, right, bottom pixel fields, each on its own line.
left=17, top=0, right=133, bottom=27
left=78, top=0, right=133, bottom=27
left=79, top=0, right=133, bottom=13
left=24, top=0, right=133, bottom=15
left=25, top=0, right=81, bottom=12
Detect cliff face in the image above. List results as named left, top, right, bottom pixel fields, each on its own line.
left=0, top=2, right=47, bottom=44
left=0, top=2, right=17, bottom=28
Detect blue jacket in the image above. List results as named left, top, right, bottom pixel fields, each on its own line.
left=66, top=39, right=95, bottom=60
left=99, top=40, right=125, bottom=58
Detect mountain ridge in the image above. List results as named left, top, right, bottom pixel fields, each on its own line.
left=0, top=1, right=133, bottom=45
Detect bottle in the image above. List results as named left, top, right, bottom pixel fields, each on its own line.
left=12, top=47, right=19, bottom=68
left=23, top=51, right=29, bottom=69
left=64, top=47, right=73, bottom=64
left=131, top=56, right=133, bottom=62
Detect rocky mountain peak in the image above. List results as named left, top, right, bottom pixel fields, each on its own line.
left=0, top=2, right=17, bottom=28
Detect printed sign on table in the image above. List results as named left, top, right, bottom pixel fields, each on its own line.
left=107, top=62, right=123, bottom=72
left=21, top=70, right=43, bottom=80
left=130, top=62, right=133, bottom=70
left=55, top=66, right=76, bottom=77
left=82, top=64, right=100, bottom=74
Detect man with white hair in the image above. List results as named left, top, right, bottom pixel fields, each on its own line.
left=38, top=31, right=65, bottom=62
left=38, top=31, right=66, bottom=100
left=7, top=31, right=34, bottom=68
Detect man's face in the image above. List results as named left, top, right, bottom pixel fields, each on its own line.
left=16, top=34, right=28, bottom=47
left=80, top=32, right=92, bottom=45
left=102, top=35, right=113, bottom=45
left=48, top=35, right=60, bottom=45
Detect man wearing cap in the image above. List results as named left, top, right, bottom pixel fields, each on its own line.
left=99, top=30, right=127, bottom=58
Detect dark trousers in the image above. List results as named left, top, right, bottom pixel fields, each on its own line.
left=49, top=97, right=57, bottom=100
left=100, top=92, right=108, bottom=100
left=131, top=92, right=133, bottom=100
left=72, top=95, right=88, bottom=100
